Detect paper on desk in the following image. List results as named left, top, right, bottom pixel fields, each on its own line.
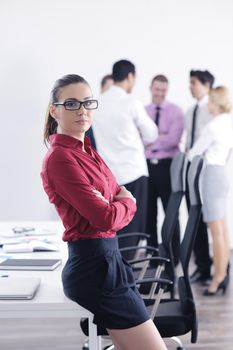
left=2, top=240, right=59, bottom=253
left=0, top=238, right=23, bottom=247
left=0, top=228, right=57, bottom=238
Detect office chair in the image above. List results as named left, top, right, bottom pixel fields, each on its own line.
left=123, top=152, right=188, bottom=299
left=144, top=155, right=205, bottom=349
left=117, top=152, right=187, bottom=264
left=152, top=151, right=187, bottom=296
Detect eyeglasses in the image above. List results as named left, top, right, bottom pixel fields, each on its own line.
left=53, top=99, right=98, bottom=111
left=12, top=227, right=35, bottom=235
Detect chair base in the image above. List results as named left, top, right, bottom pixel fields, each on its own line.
left=171, top=336, right=186, bottom=350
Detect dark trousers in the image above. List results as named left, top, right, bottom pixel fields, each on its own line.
left=118, top=176, right=148, bottom=260
left=185, top=162, right=212, bottom=276
left=86, top=127, right=96, bottom=149
left=146, top=158, right=180, bottom=264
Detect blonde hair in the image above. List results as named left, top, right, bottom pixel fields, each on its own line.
left=209, top=86, right=232, bottom=113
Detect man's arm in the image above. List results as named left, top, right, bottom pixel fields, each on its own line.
left=152, top=110, right=184, bottom=151
left=132, top=100, right=158, bottom=144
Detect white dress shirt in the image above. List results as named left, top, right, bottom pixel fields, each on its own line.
left=185, top=95, right=212, bottom=150
left=188, top=113, right=233, bottom=165
left=93, top=86, right=158, bottom=185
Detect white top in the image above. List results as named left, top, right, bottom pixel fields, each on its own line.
left=185, top=95, right=212, bottom=150
left=93, top=86, right=158, bottom=184
left=188, top=113, right=233, bottom=165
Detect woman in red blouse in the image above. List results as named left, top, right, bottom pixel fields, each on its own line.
left=41, top=74, right=167, bottom=350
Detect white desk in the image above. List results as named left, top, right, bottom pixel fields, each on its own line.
left=0, top=221, right=101, bottom=350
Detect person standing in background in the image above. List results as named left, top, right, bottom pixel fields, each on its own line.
left=145, top=74, right=184, bottom=265
left=188, top=86, right=233, bottom=295
left=100, top=74, right=113, bottom=93
left=185, top=70, right=215, bottom=283
left=93, top=60, right=158, bottom=257
left=86, top=74, right=113, bottom=149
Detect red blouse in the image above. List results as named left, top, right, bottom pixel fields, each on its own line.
left=41, top=134, right=136, bottom=242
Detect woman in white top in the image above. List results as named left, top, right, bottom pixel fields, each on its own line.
left=188, top=86, right=233, bottom=296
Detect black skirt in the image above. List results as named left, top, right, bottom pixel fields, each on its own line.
left=62, top=237, right=149, bottom=329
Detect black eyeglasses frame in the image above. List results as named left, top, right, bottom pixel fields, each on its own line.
left=53, top=99, right=98, bottom=111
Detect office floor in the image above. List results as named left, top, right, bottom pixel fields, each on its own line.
left=0, top=253, right=232, bottom=350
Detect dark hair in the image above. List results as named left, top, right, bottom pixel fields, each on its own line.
left=101, top=74, right=113, bottom=88
left=112, top=60, right=135, bottom=82
left=151, top=74, right=169, bottom=85
left=190, top=70, right=215, bottom=88
left=43, top=74, right=89, bottom=145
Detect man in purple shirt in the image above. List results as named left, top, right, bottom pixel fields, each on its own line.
left=145, top=74, right=184, bottom=265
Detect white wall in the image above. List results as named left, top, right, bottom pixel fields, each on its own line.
left=0, top=0, right=233, bottom=244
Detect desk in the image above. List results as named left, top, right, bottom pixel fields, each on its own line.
left=0, top=221, right=101, bottom=350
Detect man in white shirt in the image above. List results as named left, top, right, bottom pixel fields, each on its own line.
left=86, top=74, right=113, bottom=149
left=185, top=69, right=215, bottom=283
left=93, top=60, right=158, bottom=256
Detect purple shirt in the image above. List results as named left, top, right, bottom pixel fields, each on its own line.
left=145, top=101, right=184, bottom=160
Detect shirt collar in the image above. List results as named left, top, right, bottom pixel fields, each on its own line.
left=197, top=94, right=208, bottom=107
left=152, top=100, right=167, bottom=110
left=49, top=134, right=91, bottom=149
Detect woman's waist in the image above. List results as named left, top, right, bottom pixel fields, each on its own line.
left=62, top=225, right=116, bottom=241
left=67, top=236, right=118, bottom=256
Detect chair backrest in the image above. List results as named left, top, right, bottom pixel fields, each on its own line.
left=170, top=152, right=188, bottom=193
left=179, top=155, right=205, bottom=288
left=161, top=152, right=187, bottom=250
left=174, top=155, right=204, bottom=343
left=187, top=155, right=203, bottom=207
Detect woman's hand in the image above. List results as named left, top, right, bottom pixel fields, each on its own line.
left=92, top=189, right=109, bottom=204
left=114, top=186, right=136, bottom=203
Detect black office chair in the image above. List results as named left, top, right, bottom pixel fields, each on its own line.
left=154, top=151, right=187, bottom=295
left=144, top=155, right=205, bottom=349
left=124, top=152, right=188, bottom=299
left=118, top=152, right=187, bottom=264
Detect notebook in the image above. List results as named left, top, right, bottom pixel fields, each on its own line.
left=0, top=277, right=41, bottom=300
left=0, top=258, right=62, bottom=271
left=2, top=240, right=59, bottom=253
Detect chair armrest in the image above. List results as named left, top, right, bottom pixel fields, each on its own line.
left=135, top=277, right=173, bottom=287
left=135, top=277, right=173, bottom=319
left=129, top=256, right=170, bottom=265
left=119, top=245, right=159, bottom=253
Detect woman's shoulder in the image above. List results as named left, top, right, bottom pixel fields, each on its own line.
left=211, top=113, right=232, bottom=129
left=44, top=145, right=76, bottom=166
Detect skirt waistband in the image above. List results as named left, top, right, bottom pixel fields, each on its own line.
left=67, top=237, right=118, bottom=256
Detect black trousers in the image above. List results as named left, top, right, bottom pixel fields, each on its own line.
left=185, top=162, right=212, bottom=276
left=118, top=176, right=148, bottom=260
left=146, top=158, right=180, bottom=264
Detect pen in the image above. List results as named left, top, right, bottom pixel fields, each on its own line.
left=0, top=275, right=9, bottom=278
